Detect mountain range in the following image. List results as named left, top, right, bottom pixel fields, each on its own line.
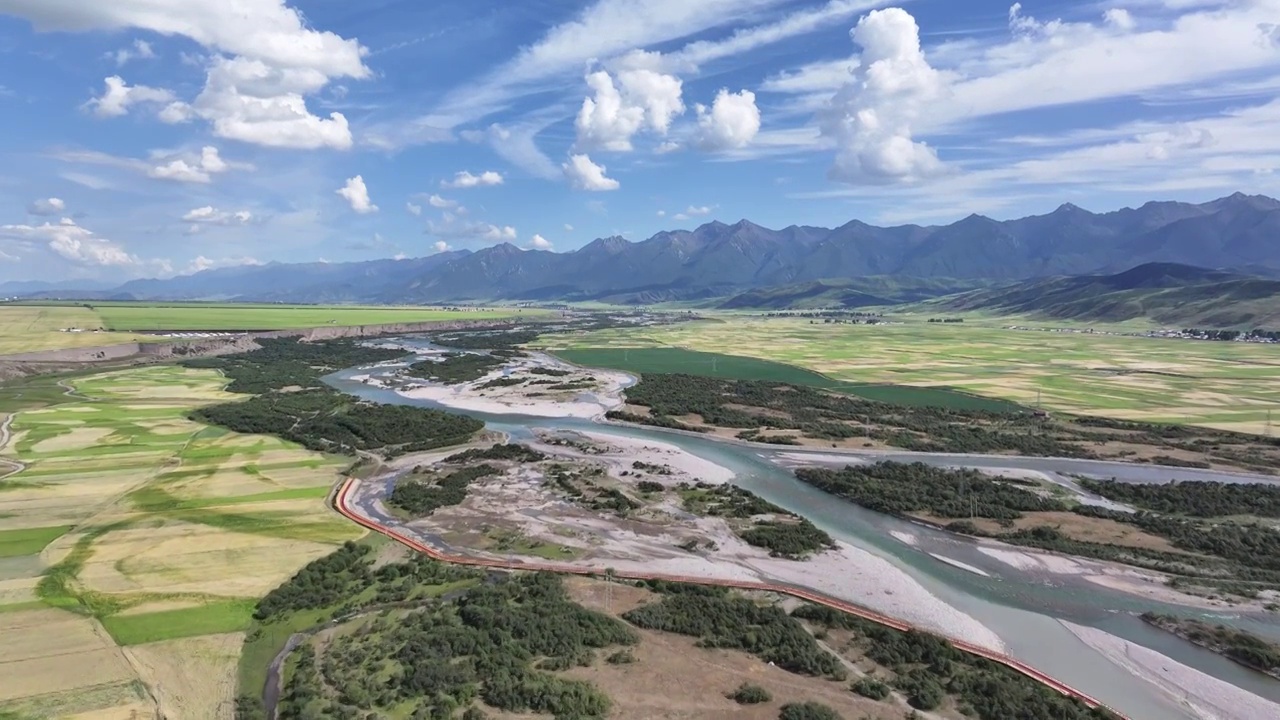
left=11, top=192, right=1280, bottom=305
left=930, top=263, right=1280, bottom=327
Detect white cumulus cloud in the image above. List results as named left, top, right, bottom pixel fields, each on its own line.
left=110, top=39, right=154, bottom=66
left=426, top=216, right=517, bottom=242
left=85, top=75, right=175, bottom=117
left=442, top=170, right=504, bottom=189
left=562, top=153, right=620, bottom=191
left=10, top=0, right=371, bottom=150
left=819, top=8, right=948, bottom=184
left=575, top=67, right=684, bottom=151
left=672, top=205, right=714, bottom=220
left=529, top=234, right=553, bottom=250
left=428, top=194, right=458, bottom=209
left=406, top=202, right=422, bottom=216
left=1103, top=8, right=1135, bottom=31
left=182, top=206, right=253, bottom=225
left=695, top=89, right=761, bottom=151
left=0, top=218, right=136, bottom=267
left=433, top=240, right=452, bottom=253
left=27, top=197, right=65, bottom=216
left=147, top=146, right=234, bottom=184
left=337, top=175, right=378, bottom=214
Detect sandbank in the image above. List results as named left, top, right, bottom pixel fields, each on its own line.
left=388, top=351, right=634, bottom=419
left=1062, top=621, right=1280, bottom=720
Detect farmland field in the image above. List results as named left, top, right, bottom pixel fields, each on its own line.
left=0, top=306, right=150, bottom=355
left=0, top=302, right=533, bottom=354
left=90, top=303, right=527, bottom=331
left=0, top=365, right=363, bottom=718
left=545, top=316, right=1280, bottom=433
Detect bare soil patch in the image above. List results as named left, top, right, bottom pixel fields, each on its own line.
left=563, top=578, right=907, bottom=720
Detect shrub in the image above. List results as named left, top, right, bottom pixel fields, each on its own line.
left=729, top=683, right=772, bottom=704
left=851, top=677, right=890, bottom=700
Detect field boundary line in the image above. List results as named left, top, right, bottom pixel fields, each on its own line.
left=332, top=476, right=1130, bottom=719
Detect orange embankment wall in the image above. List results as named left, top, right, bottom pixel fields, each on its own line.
left=334, top=478, right=1129, bottom=719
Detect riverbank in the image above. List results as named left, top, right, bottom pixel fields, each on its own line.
left=788, top=458, right=1280, bottom=613
left=1062, top=621, right=1280, bottom=720
left=1141, top=613, right=1280, bottom=681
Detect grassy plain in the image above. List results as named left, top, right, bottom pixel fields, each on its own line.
left=0, top=302, right=533, bottom=354
left=0, top=306, right=150, bottom=355
left=546, top=316, right=1280, bottom=433
left=91, top=303, right=527, bottom=331
left=0, top=365, right=363, bottom=718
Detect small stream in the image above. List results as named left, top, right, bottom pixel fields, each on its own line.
left=324, top=347, right=1280, bottom=720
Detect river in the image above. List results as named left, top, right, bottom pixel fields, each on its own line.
left=325, top=351, right=1280, bottom=720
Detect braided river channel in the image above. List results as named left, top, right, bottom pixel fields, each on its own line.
left=325, top=343, right=1280, bottom=720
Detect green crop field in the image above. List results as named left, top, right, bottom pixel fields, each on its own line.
left=0, top=526, right=71, bottom=558
left=547, top=316, right=1280, bottom=433
left=101, top=600, right=257, bottom=645
left=90, top=303, right=529, bottom=331
left=552, top=347, right=1019, bottom=412
left=0, top=306, right=151, bottom=355
left=0, top=302, right=535, bottom=354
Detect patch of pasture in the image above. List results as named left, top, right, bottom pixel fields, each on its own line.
left=101, top=599, right=255, bottom=645
left=559, top=318, right=1280, bottom=428
left=0, top=526, right=71, bottom=558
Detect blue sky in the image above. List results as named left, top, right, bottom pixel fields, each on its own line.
left=1, top=0, right=1278, bottom=282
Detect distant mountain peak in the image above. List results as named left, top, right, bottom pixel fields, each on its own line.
left=582, top=235, right=630, bottom=253
left=484, top=242, right=522, bottom=257
left=18, top=192, right=1280, bottom=304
